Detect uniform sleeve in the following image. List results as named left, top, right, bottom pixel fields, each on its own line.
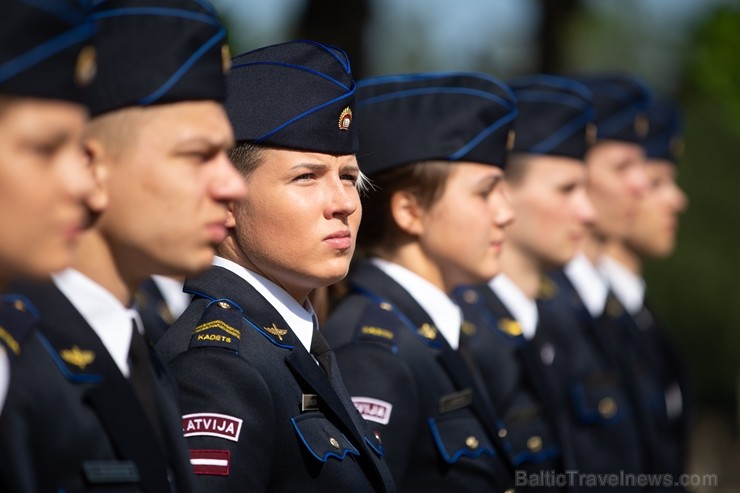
left=167, top=347, right=275, bottom=493
left=333, top=341, right=420, bottom=484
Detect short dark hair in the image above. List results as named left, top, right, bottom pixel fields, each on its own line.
left=228, top=141, right=267, bottom=177
left=358, top=160, right=452, bottom=257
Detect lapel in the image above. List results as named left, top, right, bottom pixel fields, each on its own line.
left=13, top=280, right=174, bottom=493
left=185, top=267, right=388, bottom=491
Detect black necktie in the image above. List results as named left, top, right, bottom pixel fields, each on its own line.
left=128, top=321, right=165, bottom=449
left=309, top=324, right=333, bottom=378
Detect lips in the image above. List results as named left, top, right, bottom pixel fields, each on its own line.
left=206, top=221, right=228, bottom=244
left=324, top=230, right=352, bottom=250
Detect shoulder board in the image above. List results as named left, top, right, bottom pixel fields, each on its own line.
left=0, top=294, right=38, bottom=357
left=352, top=302, right=402, bottom=349
left=189, top=299, right=242, bottom=352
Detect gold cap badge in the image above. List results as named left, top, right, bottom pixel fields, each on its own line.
left=585, top=122, right=598, bottom=146
left=634, top=113, right=649, bottom=138
left=75, top=45, right=97, bottom=88
left=506, top=129, right=516, bottom=151
left=221, top=44, right=231, bottom=74
left=338, top=107, right=352, bottom=131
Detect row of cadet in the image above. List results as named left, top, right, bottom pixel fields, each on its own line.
left=0, top=0, right=691, bottom=492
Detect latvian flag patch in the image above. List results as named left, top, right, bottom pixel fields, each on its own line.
left=190, top=449, right=230, bottom=476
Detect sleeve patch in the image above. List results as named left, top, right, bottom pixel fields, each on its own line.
left=351, top=396, right=393, bottom=425
left=183, top=413, right=243, bottom=442
left=189, top=449, right=230, bottom=476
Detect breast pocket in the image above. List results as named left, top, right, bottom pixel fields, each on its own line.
left=428, top=412, right=497, bottom=464
left=569, top=371, right=627, bottom=426
left=291, top=413, right=360, bottom=463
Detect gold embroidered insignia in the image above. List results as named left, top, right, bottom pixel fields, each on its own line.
left=586, top=121, right=598, bottom=146
left=634, top=113, right=649, bottom=138
left=264, top=323, right=288, bottom=341
left=338, top=107, right=352, bottom=131
left=75, top=45, right=97, bottom=87
left=194, top=320, right=241, bottom=339
left=60, top=345, right=95, bottom=369
left=0, top=326, right=19, bottom=355
left=221, top=44, right=232, bottom=74
left=537, top=277, right=558, bottom=300
left=506, top=129, right=516, bottom=151
left=498, top=318, right=522, bottom=337
left=361, top=326, right=394, bottom=340
left=461, top=321, right=476, bottom=337
left=417, top=323, right=437, bottom=340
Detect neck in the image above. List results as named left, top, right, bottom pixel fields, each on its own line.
left=71, top=230, right=137, bottom=306
left=581, top=231, right=605, bottom=264
left=499, top=244, right=542, bottom=299
left=383, top=243, right=449, bottom=293
left=603, top=240, right=642, bottom=276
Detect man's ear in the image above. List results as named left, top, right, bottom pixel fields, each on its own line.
left=225, top=200, right=238, bottom=228
left=82, top=136, right=109, bottom=213
left=390, top=190, right=425, bottom=236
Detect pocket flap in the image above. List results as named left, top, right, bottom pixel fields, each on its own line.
left=428, top=414, right=496, bottom=464
left=291, top=414, right=359, bottom=463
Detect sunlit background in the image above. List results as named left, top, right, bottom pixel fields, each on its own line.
left=211, top=1, right=740, bottom=490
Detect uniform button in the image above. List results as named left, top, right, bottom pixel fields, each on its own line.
left=13, top=299, right=25, bottom=312
left=498, top=428, right=507, bottom=438
left=504, top=489, right=516, bottom=493
left=329, top=437, right=340, bottom=449
left=465, top=436, right=479, bottom=449
left=379, top=302, right=392, bottom=311
left=462, top=289, right=478, bottom=304
left=598, top=397, right=617, bottom=418
left=374, top=431, right=382, bottom=445
left=527, top=435, right=543, bottom=452
left=540, top=343, right=555, bottom=366
left=217, top=301, right=231, bottom=310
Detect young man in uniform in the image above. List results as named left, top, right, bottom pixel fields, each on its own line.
left=600, top=99, right=691, bottom=489
left=0, top=0, right=98, bottom=412
left=0, top=1, right=246, bottom=491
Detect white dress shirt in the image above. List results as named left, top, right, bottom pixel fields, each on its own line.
left=151, top=275, right=191, bottom=320
left=0, top=347, right=8, bottom=413
left=490, top=274, right=538, bottom=340
left=564, top=252, right=610, bottom=318
left=599, top=255, right=646, bottom=316
left=53, top=268, right=143, bottom=377
left=212, top=256, right=316, bottom=353
left=371, top=258, right=462, bottom=350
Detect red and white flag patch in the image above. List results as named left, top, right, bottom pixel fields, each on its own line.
left=182, top=413, right=243, bottom=442
left=190, top=449, right=230, bottom=476
left=351, top=396, right=393, bottom=425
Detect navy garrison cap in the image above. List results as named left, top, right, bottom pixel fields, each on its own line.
left=0, top=0, right=95, bottom=102
left=507, top=74, right=595, bottom=160
left=88, top=0, right=229, bottom=117
left=225, top=40, right=358, bottom=155
left=356, top=72, right=517, bottom=176
left=644, top=99, right=683, bottom=164
left=574, top=74, right=652, bottom=144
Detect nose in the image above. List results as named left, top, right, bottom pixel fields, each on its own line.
left=212, top=152, right=247, bottom=202
left=324, top=176, right=359, bottom=220
left=576, top=189, right=597, bottom=225
left=60, top=143, right=98, bottom=209
left=493, top=188, right=515, bottom=227
left=671, top=182, right=689, bottom=213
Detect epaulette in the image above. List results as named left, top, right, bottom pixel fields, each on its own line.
left=0, top=294, right=39, bottom=358
left=353, top=297, right=444, bottom=350
left=189, top=298, right=243, bottom=353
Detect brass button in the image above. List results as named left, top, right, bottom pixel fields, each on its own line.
left=598, top=397, right=617, bottom=418
left=374, top=431, right=382, bottom=445
left=505, top=489, right=515, bottom=493
left=379, top=302, right=392, bottom=311
left=329, top=437, right=340, bottom=449
left=462, top=289, right=478, bottom=304
left=527, top=435, right=543, bottom=452
left=498, top=428, right=507, bottom=438
left=217, top=301, right=231, bottom=310
left=465, top=436, right=479, bottom=449
left=13, top=299, right=25, bottom=312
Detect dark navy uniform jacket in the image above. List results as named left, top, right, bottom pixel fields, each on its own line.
left=0, top=294, right=39, bottom=414
left=453, top=282, right=574, bottom=492
left=0, top=280, right=195, bottom=493
left=536, top=269, right=649, bottom=491
left=155, top=265, right=395, bottom=493
left=323, top=260, right=515, bottom=493
left=601, top=294, right=693, bottom=491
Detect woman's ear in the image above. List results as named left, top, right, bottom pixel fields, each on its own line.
left=390, top=190, right=425, bottom=236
